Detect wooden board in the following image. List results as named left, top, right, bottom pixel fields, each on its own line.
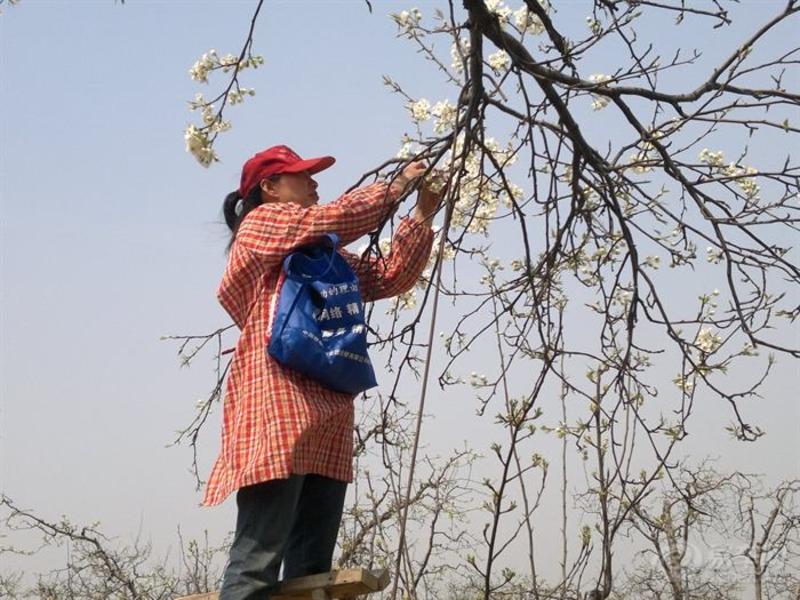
left=175, top=568, right=390, bottom=600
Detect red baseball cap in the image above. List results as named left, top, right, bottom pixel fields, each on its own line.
left=238, top=145, right=335, bottom=198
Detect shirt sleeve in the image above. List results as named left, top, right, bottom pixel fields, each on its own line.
left=235, top=182, right=399, bottom=271
left=341, top=216, right=435, bottom=302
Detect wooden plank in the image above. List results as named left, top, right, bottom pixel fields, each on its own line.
left=175, top=568, right=390, bottom=600
left=273, top=568, right=390, bottom=599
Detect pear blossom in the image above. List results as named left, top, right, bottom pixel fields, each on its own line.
left=396, top=135, right=415, bottom=160
left=219, top=53, right=240, bottom=70
left=227, top=87, right=256, bottom=105
left=391, top=7, right=422, bottom=33
left=184, top=124, right=217, bottom=168
left=484, top=0, right=512, bottom=23
left=628, top=150, right=653, bottom=174
left=431, top=99, right=457, bottom=134
left=699, top=148, right=725, bottom=167
left=499, top=182, right=523, bottom=207
left=487, top=49, right=511, bottom=74
left=514, top=3, right=547, bottom=35
left=588, top=74, right=612, bottom=111
left=469, top=371, right=489, bottom=387
left=723, top=162, right=760, bottom=201
left=408, top=98, right=431, bottom=123
left=673, top=375, right=695, bottom=393
left=706, top=246, right=724, bottom=264
left=189, top=49, right=219, bottom=83
left=386, top=289, right=417, bottom=315
left=643, top=255, right=660, bottom=269
left=695, top=328, right=722, bottom=354
left=450, top=36, right=471, bottom=73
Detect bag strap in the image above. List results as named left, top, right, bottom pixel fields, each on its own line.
left=282, top=233, right=340, bottom=281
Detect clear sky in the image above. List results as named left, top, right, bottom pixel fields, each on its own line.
left=1, top=0, right=798, bottom=582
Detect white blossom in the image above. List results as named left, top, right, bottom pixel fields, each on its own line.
left=485, top=0, right=512, bottom=23
left=588, top=74, right=612, bottom=111
left=673, top=375, right=695, bottom=393
left=469, top=371, right=489, bottom=387
left=643, top=255, right=660, bottom=269
left=184, top=124, right=217, bottom=168
left=227, top=87, right=256, bottom=105
left=513, top=3, right=547, bottom=35
left=408, top=98, right=431, bottom=123
left=431, top=99, right=458, bottom=134
left=386, top=289, right=417, bottom=314
left=723, top=162, right=760, bottom=201
left=699, top=148, right=725, bottom=167
left=499, top=182, right=523, bottom=208
left=391, top=8, right=422, bottom=33
left=450, top=36, right=471, bottom=73
left=695, top=328, right=722, bottom=354
left=396, top=135, right=415, bottom=160
left=706, top=246, right=724, bottom=264
left=189, top=49, right=219, bottom=83
left=487, top=49, right=510, bottom=74
left=628, top=150, right=653, bottom=174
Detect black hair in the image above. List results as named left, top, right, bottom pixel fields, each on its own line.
left=222, top=177, right=279, bottom=251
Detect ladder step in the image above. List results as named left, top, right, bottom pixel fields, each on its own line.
left=175, top=567, right=390, bottom=600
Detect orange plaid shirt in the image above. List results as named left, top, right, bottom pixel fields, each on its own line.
left=203, top=182, right=434, bottom=506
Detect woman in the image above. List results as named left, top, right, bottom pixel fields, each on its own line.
left=208, top=145, right=440, bottom=599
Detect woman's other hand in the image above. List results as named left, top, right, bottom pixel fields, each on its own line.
left=413, top=171, right=446, bottom=226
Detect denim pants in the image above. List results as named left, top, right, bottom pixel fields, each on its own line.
left=218, top=474, right=348, bottom=600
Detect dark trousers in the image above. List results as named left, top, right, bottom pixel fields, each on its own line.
left=218, top=474, right=348, bottom=600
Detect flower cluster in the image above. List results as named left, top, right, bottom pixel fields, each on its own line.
left=695, top=327, right=723, bottom=354
left=185, top=49, right=264, bottom=167
left=189, top=49, right=263, bottom=84
left=227, top=88, right=256, bottom=105
left=469, top=371, right=489, bottom=387
left=450, top=36, right=471, bottom=73
left=722, top=162, right=760, bottom=202
left=628, top=150, right=653, bottom=174
left=444, top=135, right=520, bottom=234
left=487, top=49, right=511, bottom=74
left=391, top=7, right=422, bottom=34
left=485, top=0, right=512, bottom=23
left=431, top=100, right=458, bottom=134
left=673, top=375, right=695, bottom=393
left=706, top=246, right=724, bottom=263
left=586, top=16, right=602, bottom=34
left=396, top=135, right=418, bottom=160
left=642, top=255, right=661, bottom=269
left=698, top=148, right=725, bottom=167
left=698, top=149, right=761, bottom=203
left=513, top=2, right=548, bottom=35
left=588, top=74, right=612, bottom=111
left=408, top=98, right=432, bottom=123
left=184, top=125, right=217, bottom=168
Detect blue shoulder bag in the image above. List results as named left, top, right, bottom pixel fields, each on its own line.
left=268, top=233, right=378, bottom=395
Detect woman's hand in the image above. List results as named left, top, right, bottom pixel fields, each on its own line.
left=413, top=172, right=446, bottom=226
left=389, top=160, right=427, bottom=197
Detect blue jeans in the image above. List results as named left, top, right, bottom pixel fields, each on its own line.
left=218, top=474, right=348, bottom=600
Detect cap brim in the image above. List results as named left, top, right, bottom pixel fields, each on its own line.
left=281, top=156, right=336, bottom=175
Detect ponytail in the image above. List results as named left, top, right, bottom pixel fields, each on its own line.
left=222, top=184, right=265, bottom=251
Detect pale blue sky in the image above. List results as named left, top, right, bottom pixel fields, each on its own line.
left=2, top=0, right=798, bottom=579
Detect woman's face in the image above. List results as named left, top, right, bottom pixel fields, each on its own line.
left=261, top=171, right=319, bottom=208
